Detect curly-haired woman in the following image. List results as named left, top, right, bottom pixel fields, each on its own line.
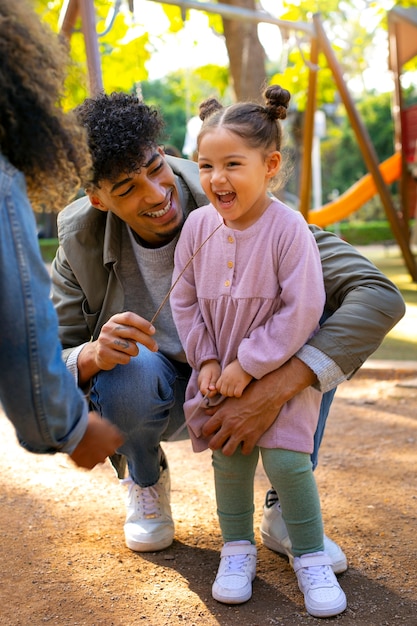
left=0, top=0, right=122, bottom=468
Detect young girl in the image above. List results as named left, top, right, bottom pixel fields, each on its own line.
left=170, top=85, right=347, bottom=618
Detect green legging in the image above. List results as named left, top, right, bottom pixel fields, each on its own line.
left=212, top=446, right=324, bottom=556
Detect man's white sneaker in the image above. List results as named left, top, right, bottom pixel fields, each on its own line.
left=293, top=552, right=347, bottom=618
left=122, top=467, right=174, bottom=552
left=212, top=541, right=257, bottom=604
left=260, top=489, right=348, bottom=574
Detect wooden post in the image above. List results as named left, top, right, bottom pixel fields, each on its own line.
left=299, top=34, right=319, bottom=220
left=58, top=0, right=103, bottom=95
left=58, top=0, right=79, bottom=39
left=79, top=0, right=103, bottom=95
left=389, top=14, right=412, bottom=237
left=313, top=13, right=417, bottom=282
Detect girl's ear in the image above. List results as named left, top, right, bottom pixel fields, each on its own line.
left=265, top=151, right=281, bottom=179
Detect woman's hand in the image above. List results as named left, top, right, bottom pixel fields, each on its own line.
left=69, top=412, right=124, bottom=469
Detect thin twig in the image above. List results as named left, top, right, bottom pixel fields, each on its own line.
left=150, top=221, right=223, bottom=325
left=151, top=219, right=223, bottom=442
left=167, top=390, right=210, bottom=442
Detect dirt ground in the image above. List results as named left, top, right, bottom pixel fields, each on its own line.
left=0, top=364, right=416, bottom=626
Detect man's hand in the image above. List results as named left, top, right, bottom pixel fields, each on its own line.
left=203, top=357, right=317, bottom=456
left=69, top=412, right=124, bottom=470
left=78, top=311, right=157, bottom=385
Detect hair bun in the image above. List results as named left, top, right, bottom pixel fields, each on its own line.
left=264, top=85, right=291, bottom=121
left=199, top=97, right=223, bottom=121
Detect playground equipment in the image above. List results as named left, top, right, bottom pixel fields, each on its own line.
left=388, top=6, right=417, bottom=256
left=308, top=153, right=402, bottom=228
left=58, top=0, right=417, bottom=281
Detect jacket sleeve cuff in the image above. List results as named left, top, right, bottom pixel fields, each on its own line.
left=66, top=343, right=88, bottom=386
left=296, top=344, right=350, bottom=393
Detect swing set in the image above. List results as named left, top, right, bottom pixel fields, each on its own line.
left=58, top=0, right=417, bottom=281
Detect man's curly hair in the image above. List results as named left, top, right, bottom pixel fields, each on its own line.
left=74, top=92, right=165, bottom=189
left=0, top=0, right=91, bottom=212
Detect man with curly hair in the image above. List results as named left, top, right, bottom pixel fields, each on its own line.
left=51, top=92, right=404, bottom=562
left=0, top=0, right=123, bottom=468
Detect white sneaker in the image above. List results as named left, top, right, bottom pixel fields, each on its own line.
left=293, top=552, right=347, bottom=618
left=260, top=489, right=348, bottom=574
left=212, top=541, right=257, bottom=604
left=122, top=467, right=174, bottom=552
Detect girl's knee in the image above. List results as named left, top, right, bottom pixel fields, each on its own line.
left=262, top=448, right=312, bottom=476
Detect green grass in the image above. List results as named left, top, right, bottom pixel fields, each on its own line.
left=326, top=221, right=399, bottom=246
left=39, top=238, right=59, bottom=263
left=358, top=245, right=417, bottom=362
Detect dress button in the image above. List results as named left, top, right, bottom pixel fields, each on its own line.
left=227, top=261, right=233, bottom=268
left=228, top=236, right=234, bottom=243
left=224, top=280, right=230, bottom=287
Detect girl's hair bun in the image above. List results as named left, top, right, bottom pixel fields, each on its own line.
left=199, top=97, right=223, bottom=121
left=264, top=85, right=291, bottom=121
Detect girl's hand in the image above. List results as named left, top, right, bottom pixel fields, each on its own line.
left=203, top=356, right=317, bottom=456
left=198, top=360, right=221, bottom=397
left=216, top=359, right=252, bottom=398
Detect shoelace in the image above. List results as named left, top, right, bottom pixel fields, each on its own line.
left=122, top=478, right=161, bottom=518
left=224, top=554, right=251, bottom=573
left=303, top=564, right=333, bottom=587
left=137, top=485, right=160, bottom=518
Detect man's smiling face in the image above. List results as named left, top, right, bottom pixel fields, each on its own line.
left=88, top=147, right=184, bottom=247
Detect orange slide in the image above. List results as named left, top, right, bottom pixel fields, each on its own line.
left=307, top=152, right=402, bottom=227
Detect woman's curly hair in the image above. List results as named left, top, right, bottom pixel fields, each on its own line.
left=0, top=0, right=91, bottom=212
left=74, top=92, right=164, bottom=189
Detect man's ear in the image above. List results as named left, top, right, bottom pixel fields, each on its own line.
left=86, top=189, right=109, bottom=212
left=265, top=151, right=282, bottom=179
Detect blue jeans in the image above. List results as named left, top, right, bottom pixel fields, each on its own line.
left=89, top=345, right=335, bottom=485
left=311, top=307, right=338, bottom=470
left=89, top=347, right=190, bottom=487
left=312, top=388, right=337, bottom=470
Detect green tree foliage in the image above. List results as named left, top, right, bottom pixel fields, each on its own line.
left=141, top=78, right=187, bottom=153
left=162, top=0, right=266, bottom=101
left=33, top=0, right=417, bottom=218
left=35, top=0, right=150, bottom=108
left=141, top=66, right=230, bottom=154
left=322, top=93, right=395, bottom=200
left=321, top=85, right=417, bottom=218
left=269, top=0, right=377, bottom=109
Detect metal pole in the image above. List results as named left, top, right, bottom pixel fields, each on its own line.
left=145, top=0, right=314, bottom=36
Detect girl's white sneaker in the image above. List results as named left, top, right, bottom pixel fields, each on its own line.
left=212, top=540, right=257, bottom=604
left=293, top=551, right=347, bottom=618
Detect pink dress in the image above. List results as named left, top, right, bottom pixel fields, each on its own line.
left=171, top=200, right=325, bottom=452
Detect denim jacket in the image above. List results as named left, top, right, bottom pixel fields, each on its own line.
left=0, top=153, right=88, bottom=454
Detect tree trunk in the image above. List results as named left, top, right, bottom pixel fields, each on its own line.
left=220, top=0, right=267, bottom=102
